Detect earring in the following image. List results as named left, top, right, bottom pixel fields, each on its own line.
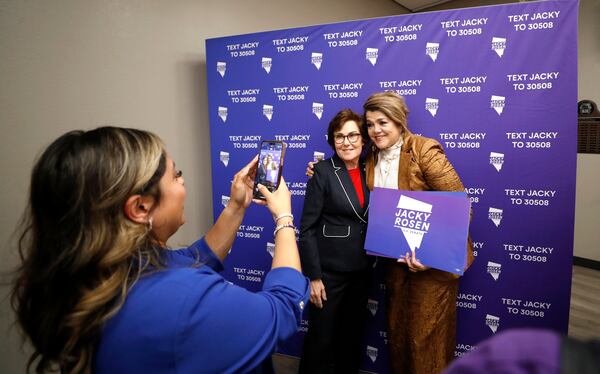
left=148, top=217, right=153, bottom=230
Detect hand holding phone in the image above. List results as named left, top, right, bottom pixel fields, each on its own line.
left=255, top=175, right=292, bottom=218
left=227, top=155, right=260, bottom=210
left=253, top=140, right=286, bottom=200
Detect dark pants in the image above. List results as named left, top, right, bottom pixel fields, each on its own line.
left=299, top=268, right=371, bottom=374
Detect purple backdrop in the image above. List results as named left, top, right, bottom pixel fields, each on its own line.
left=205, top=1, right=578, bottom=372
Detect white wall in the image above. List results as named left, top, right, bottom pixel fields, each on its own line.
left=1, top=0, right=598, bottom=372
left=0, top=0, right=403, bottom=372
left=574, top=0, right=600, bottom=262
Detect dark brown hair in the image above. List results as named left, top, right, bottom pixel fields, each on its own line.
left=326, top=109, right=367, bottom=149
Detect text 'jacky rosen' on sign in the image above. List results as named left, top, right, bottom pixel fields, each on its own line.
left=365, top=188, right=471, bottom=275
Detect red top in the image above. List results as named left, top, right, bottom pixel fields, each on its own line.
left=347, top=168, right=364, bottom=208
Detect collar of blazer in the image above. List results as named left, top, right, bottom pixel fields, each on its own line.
left=330, top=154, right=369, bottom=223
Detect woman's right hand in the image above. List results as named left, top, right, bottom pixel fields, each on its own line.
left=229, top=155, right=258, bottom=211
left=260, top=177, right=301, bottom=272
left=309, top=279, right=327, bottom=308
left=398, top=250, right=430, bottom=272
left=305, top=161, right=316, bottom=177
left=256, top=177, right=291, bottom=219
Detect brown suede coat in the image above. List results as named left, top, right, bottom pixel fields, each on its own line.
left=366, top=132, right=474, bottom=374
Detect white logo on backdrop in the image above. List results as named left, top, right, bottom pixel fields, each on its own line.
left=366, top=346, right=378, bottom=363
left=485, top=314, right=500, bottom=333
left=425, top=98, right=439, bottom=117
left=492, top=37, right=507, bottom=57
left=312, top=102, right=324, bottom=120
left=218, top=106, right=228, bottom=123
left=313, top=151, right=325, bottom=163
left=487, top=261, right=502, bottom=281
left=217, top=61, right=226, bottom=77
left=266, top=242, right=275, bottom=258
left=311, top=52, right=323, bottom=70
left=261, top=57, right=272, bottom=74
left=426, top=42, right=440, bottom=61
left=219, top=151, right=229, bottom=167
left=221, top=195, right=230, bottom=208
left=489, top=152, right=505, bottom=172
left=263, top=105, right=274, bottom=121
left=366, top=48, right=379, bottom=65
left=491, top=95, right=506, bottom=115
left=488, top=207, right=503, bottom=227
left=367, top=299, right=378, bottom=316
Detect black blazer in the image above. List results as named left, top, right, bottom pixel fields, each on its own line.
left=299, top=155, right=371, bottom=280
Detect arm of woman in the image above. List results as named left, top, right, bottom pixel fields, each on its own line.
left=175, top=264, right=309, bottom=373
left=298, top=164, right=327, bottom=281
left=411, top=138, right=474, bottom=275
left=257, top=180, right=302, bottom=272
left=299, top=165, right=329, bottom=307
left=419, top=138, right=465, bottom=192
left=204, top=157, right=258, bottom=261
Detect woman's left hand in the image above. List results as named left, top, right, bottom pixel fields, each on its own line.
left=397, top=251, right=430, bottom=272
left=229, top=155, right=260, bottom=210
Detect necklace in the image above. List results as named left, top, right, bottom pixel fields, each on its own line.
left=376, top=138, right=403, bottom=188
left=378, top=157, right=394, bottom=187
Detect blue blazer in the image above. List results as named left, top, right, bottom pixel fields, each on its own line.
left=95, top=238, right=309, bottom=373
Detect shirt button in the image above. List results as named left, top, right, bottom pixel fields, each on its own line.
left=299, top=301, right=305, bottom=310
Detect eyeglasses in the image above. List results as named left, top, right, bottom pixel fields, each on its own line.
left=333, top=132, right=361, bottom=144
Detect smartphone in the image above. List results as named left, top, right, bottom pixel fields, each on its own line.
left=253, top=140, right=286, bottom=200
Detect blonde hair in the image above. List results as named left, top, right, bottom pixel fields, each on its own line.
left=362, top=91, right=410, bottom=134
left=11, top=127, right=166, bottom=373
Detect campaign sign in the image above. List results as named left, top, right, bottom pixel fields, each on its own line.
left=365, top=188, right=471, bottom=275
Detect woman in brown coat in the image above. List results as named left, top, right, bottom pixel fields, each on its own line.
left=363, top=91, right=474, bottom=374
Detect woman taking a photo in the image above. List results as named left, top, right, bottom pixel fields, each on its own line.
left=298, top=109, right=372, bottom=373
left=11, top=126, right=308, bottom=373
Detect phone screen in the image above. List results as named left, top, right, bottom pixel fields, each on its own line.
left=253, top=141, right=285, bottom=199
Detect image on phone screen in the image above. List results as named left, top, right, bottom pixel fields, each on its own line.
left=254, top=141, right=284, bottom=199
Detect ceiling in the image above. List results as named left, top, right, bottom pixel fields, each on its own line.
left=393, top=0, right=455, bottom=12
